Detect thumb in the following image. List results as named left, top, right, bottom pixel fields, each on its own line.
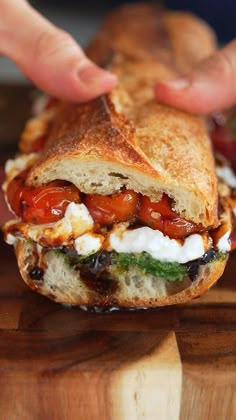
left=155, top=40, right=236, bottom=114
left=0, top=0, right=117, bottom=102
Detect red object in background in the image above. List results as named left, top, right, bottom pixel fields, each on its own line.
left=211, top=113, right=236, bottom=172
left=230, top=231, right=236, bottom=251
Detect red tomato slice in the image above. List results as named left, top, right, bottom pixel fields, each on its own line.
left=85, top=190, right=139, bottom=225
left=230, top=231, right=236, bottom=251
left=7, top=171, right=81, bottom=224
left=138, top=194, right=199, bottom=239
left=162, top=217, right=200, bottom=239
left=211, top=126, right=236, bottom=166
left=211, top=115, right=236, bottom=172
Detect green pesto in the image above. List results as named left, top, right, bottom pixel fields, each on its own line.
left=215, top=251, right=227, bottom=262
left=54, top=249, right=82, bottom=267
left=55, top=248, right=226, bottom=283
left=56, top=249, right=188, bottom=282
left=113, top=252, right=187, bottom=282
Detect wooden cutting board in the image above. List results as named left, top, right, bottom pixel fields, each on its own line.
left=1, top=85, right=236, bottom=420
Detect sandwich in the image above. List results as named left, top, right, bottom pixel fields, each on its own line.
left=2, top=3, right=233, bottom=308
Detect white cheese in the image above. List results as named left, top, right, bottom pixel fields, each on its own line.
left=75, top=233, right=104, bottom=256
left=6, top=233, right=17, bottom=246
left=109, top=226, right=206, bottom=264
left=64, top=202, right=93, bottom=232
left=216, top=166, right=236, bottom=188
left=25, top=202, right=94, bottom=246
left=216, top=230, right=231, bottom=252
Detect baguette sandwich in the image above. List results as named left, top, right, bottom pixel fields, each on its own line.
left=2, top=3, right=233, bottom=308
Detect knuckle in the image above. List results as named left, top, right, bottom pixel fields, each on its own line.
left=199, top=47, right=236, bottom=91
left=206, top=53, right=230, bottom=78
left=35, top=29, right=77, bottom=61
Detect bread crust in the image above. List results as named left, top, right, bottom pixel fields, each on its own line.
left=4, top=4, right=229, bottom=309
left=16, top=240, right=227, bottom=307
left=25, top=4, right=218, bottom=227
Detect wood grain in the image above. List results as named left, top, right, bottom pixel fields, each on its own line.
left=1, top=85, right=236, bottom=419
left=1, top=236, right=236, bottom=420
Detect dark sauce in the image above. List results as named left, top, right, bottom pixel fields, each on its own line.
left=80, top=273, right=118, bottom=297
left=29, top=266, right=44, bottom=281
left=79, top=253, right=118, bottom=296
left=80, top=251, right=113, bottom=275
left=201, top=249, right=217, bottom=264
left=61, top=249, right=119, bottom=297
left=185, top=260, right=200, bottom=281
left=185, top=249, right=218, bottom=281
left=27, top=244, right=48, bottom=284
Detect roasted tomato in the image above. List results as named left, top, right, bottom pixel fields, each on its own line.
left=7, top=170, right=81, bottom=224
left=230, top=231, right=236, bottom=251
left=211, top=113, right=236, bottom=172
left=85, top=189, right=139, bottom=225
left=138, top=194, right=200, bottom=239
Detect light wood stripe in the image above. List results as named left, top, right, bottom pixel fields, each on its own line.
left=110, top=331, right=182, bottom=420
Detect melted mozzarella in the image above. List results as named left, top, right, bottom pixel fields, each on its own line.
left=20, top=202, right=94, bottom=246
left=75, top=233, right=104, bottom=256
left=6, top=233, right=17, bottom=246
left=217, top=230, right=231, bottom=252
left=108, top=225, right=207, bottom=264
left=216, top=165, right=236, bottom=188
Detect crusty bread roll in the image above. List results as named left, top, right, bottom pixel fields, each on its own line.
left=26, top=4, right=218, bottom=227
left=3, top=3, right=233, bottom=308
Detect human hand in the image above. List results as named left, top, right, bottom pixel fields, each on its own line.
left=0, top=0, right=117, bottom=102
left=155, top=40, right=236, bottom=114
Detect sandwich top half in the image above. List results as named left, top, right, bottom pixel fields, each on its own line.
left=20, top=4, right=218, bottom=227
left=3, top=4, right=233, bottom=265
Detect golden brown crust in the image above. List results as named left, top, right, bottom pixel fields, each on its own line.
left=24, top=4, right=218, bottom=227
left=26, top=98, right=218, bottom=225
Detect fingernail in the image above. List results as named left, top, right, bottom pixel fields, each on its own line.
left=78, top=62, right=117, bottom=87
left=164, top=78, right=190, bottom=90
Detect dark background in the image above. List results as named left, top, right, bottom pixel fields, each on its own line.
left=32, top=0, right=235, bottom=43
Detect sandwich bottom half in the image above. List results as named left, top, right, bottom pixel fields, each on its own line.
left=15, top=238, right=228, bottom=308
